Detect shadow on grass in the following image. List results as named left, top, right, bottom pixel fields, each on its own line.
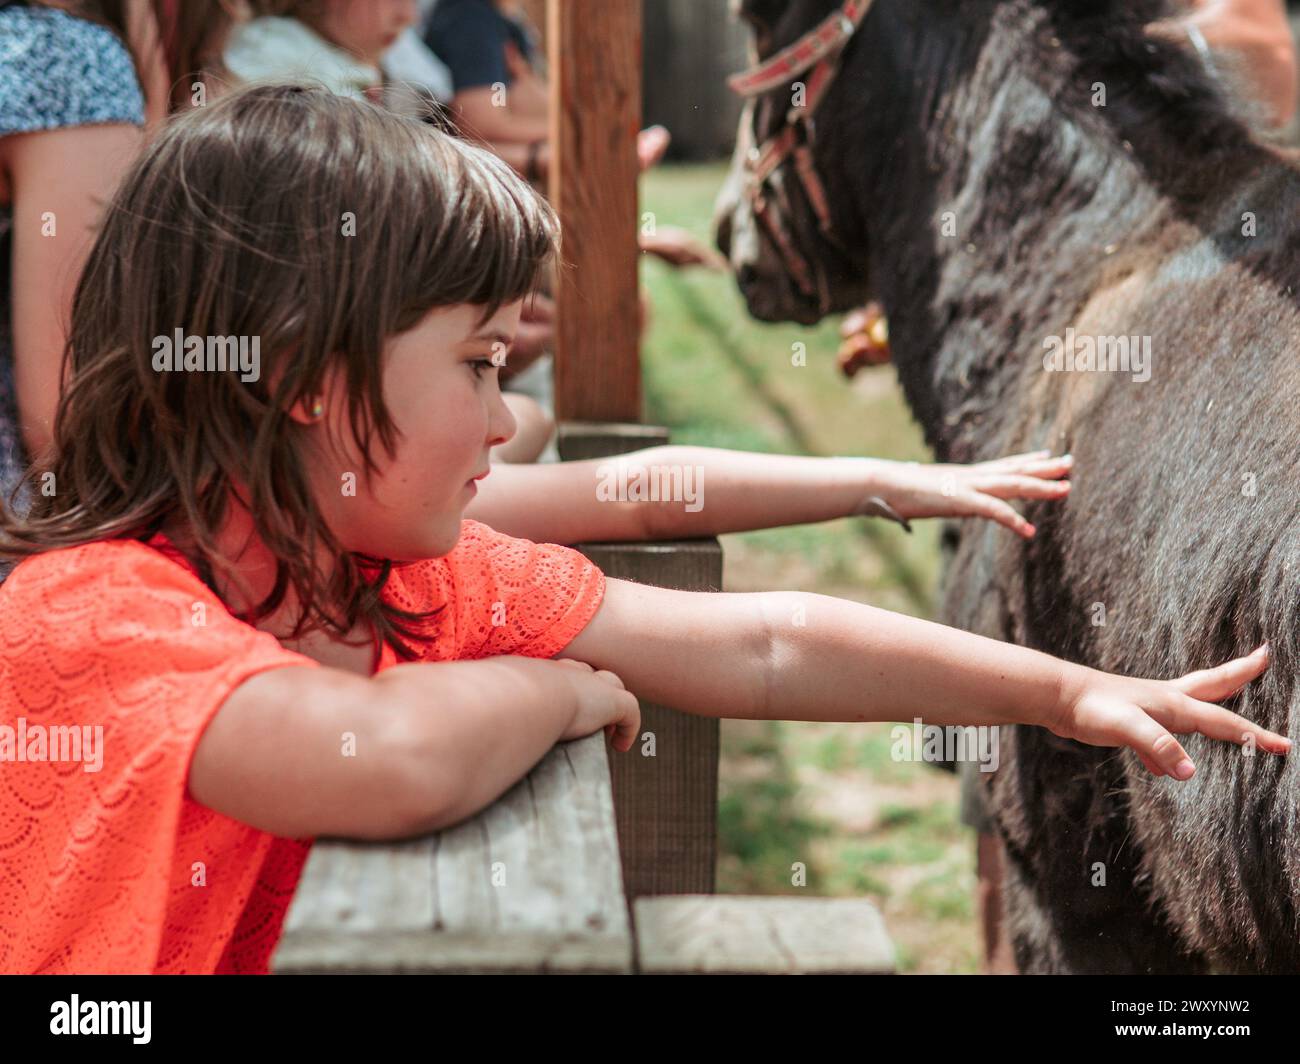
left=717, top=720, right=832, bottom=893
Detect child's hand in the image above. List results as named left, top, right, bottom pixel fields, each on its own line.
left=639, top=226, right=729, bottom=270
left=1049, top=644, right=1289, bottom=778
left=864, top=450, right=1073, bottom=537
left=637, top=125, right=671, bottom=171
left=552, top=658, right=642, bottom=752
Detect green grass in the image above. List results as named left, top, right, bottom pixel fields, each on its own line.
left=639, top=162, right=978, bottom=974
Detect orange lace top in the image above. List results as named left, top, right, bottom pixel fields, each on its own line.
left=0, top=520, right=605, bottom=974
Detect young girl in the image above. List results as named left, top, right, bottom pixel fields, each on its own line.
left=225, top=0, right=421, bottom=104
left=223, top=0, right=562, bottom=462
left=0, top=84, right=1286, bottom=975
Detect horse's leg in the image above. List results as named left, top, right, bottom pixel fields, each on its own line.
left=975, top=829, right=1017, bottom=973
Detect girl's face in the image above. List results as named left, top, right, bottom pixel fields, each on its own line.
left=319, top=0, right=420, bottom=63
left=306, top=301, right=520, bottom=562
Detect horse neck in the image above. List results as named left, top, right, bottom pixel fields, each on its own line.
left=859, top=0, right=1269, bottom=459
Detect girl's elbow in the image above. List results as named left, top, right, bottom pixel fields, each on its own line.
left=370, top=715, right=464, bottom=841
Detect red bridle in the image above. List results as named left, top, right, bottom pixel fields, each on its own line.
left=727, top=0, right=874, bottom=311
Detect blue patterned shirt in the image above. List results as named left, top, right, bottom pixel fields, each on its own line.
left=0, top=4, right=144, bottom=560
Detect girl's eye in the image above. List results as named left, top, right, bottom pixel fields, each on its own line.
left=469, top=358, right=497, bottom=378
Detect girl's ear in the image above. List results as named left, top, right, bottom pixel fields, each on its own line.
left=284, top=362, right=346, bottom=426
left=286, top=394, right=327, bottom=426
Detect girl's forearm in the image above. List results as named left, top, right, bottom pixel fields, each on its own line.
left=191, top=655, right=583, bottom=841
left=562, top=580, right=1073, bottom=732
left=470, top=446, right=891, bottom=544
left=371, top=656, right=580, bottom=834
left=632, top=447, right=890, bottom=539
left=561, top=579, right=1286, bottom=777
left=754, top=591, right=1069, bottom=729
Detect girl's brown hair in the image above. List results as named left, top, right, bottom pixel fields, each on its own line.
left=0, top=82, right=560, bottom=658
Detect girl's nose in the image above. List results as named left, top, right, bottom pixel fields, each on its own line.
left=488, top=386, right=517, bottom=449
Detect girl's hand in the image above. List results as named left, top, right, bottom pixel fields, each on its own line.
left=1049, top=644, right=1289, bottom=779
left=552, top=658, right=642, bottom=752
left=865, top=450, right=1073, bottom=537
left=639, top=226, right=729, bottom=270
left=637, top=125, right=671, bottom=171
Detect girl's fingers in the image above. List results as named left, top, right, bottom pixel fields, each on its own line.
left=1170, top=644, right=1269, bottom=701
left=553, top=657, right=594, bottom=671
left=980, top=459, right=1073, bottom=481
left=1015, top=457, right=1074, bottom=478
left=964, top=494, right=1035, bottom=537
left=974, top=475, right=1072, bottom=500
left=594, top=668, right=628, bottom=690
left=1123, top=714, right=1195, bottom=778
left=1145, top=676, right=1290, bottom=755
left=613, top=696, right=641, bottom=751
left=978, top=449, right=1053, bottom=467
left=1167, top=694, right=1292, bottom=754
left=975, top=452, right=1070, bottom=475
left=1136, top=749, right=1167, bottom=777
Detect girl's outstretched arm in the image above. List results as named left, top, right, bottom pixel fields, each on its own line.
left=558, top=579, right=1289, bottom=779
left=466, top=445, right=1072, bottom=545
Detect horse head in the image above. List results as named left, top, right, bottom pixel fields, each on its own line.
left=714, top=0, right=877, bottom=325
left=715, top=0, right=1192, bottom=330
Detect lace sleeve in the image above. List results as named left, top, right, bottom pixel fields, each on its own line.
left=383, top=519, right=607, bottom=661
left=0, top=540, right=315, bottom=973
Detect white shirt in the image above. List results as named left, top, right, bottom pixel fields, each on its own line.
left=225, top=16, right=381, bottom=100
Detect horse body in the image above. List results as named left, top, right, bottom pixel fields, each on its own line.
left=719, top=0, right=1300, bottom=972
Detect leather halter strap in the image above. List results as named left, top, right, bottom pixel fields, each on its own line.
left=726, top=0, right=874, bottom=310
left=727, top=0, right=874, bottom=97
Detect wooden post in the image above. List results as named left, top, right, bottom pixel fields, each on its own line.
left=546, top=0, right=720, bottom=898
left=518, top=0, right=546, bottom=50
left=547, top=0, right=642, bottom=421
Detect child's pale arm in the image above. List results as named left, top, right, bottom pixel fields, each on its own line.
left=558, top=579, right=1289, bottom=778
left=189, top=655, right=638, bottom=841
left=466, top=445, right=1071, bottom=544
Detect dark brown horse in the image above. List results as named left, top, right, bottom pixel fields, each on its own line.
left=716, top=0, right=1300, bottom=973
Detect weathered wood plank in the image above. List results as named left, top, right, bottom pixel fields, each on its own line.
left=577, top=538, right=722, bottom=898
left=634, top=895, right=898, bottom=974
left=557, top=421, right=670, bottom=461
left=272, top=733, right=633, bottom=973
left=548, top=0, right=643, bottom=421
left=558, top=418, right=722, bottom=900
